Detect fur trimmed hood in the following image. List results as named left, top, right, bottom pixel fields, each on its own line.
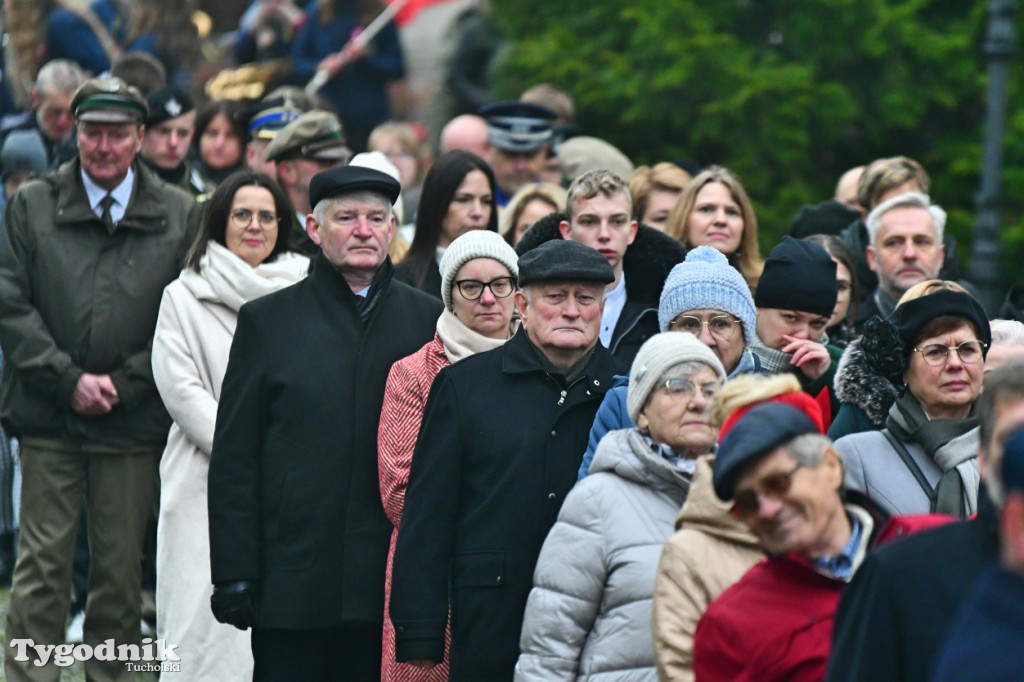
left=833, top=337, right=900, bottom=428
left=515, top=211, right=687, bottom=306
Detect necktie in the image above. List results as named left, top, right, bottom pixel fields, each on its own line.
left=99, top=194, right=115, bottom=233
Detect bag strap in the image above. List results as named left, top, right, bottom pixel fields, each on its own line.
left=880, top=428, right=936, bottom=505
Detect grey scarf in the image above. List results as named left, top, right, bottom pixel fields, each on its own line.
left=750, top=332, right=830, bottom=375
left=886, top=391, right=980, bottom=516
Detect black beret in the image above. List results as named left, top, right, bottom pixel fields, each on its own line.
left=755, top=236, right=838, bottom=318
left=713, top=402, right=820, bottom=501
left=309, top=166, right=401, bottom=209
left=891, top=288, right=992, bottom=352
left=145, top=85, right=194, bottom=127
left=517, top=239, right=614, bottom=287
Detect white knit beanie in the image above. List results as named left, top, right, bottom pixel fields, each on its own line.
left=439, top=230, right=520, bottom=310
left=627, top=332, right=727, bottom=424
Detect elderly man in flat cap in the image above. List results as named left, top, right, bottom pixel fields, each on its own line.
left=208, top=165, right=441, bottom=680
left=691, top=394, right=949, bottom=682
left=391, top=239, right=625, bottom=681
left=480, top=101, right=557, bottom=206
left=0, top=75, right=200, bottom=680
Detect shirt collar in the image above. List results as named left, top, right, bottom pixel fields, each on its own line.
left=811, top=513, right=862, bottom=581
left=81, top=166, right=134, bottom=213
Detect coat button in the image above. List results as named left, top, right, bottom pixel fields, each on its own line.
left=548, top=493, right=556, bottom=500
left=397, top=626, right=404, bottom=633
left=550, top=430, right=557, bottom=437
left=496, top=576, right=502, bottom=584
left=594, top=379, right=601, bottom=386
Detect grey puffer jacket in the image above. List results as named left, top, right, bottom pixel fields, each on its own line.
left=515, top=428, right=694, bottom=682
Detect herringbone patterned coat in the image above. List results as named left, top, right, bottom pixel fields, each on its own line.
left=379, top=333, right=451, bottom=681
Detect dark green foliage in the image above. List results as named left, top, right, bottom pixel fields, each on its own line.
left=492, top=1, right=1024, bottom=275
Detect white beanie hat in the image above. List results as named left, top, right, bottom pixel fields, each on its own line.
left=627, top=332, right=727, bottom=424
left=439, top=230, right=519, bottom=310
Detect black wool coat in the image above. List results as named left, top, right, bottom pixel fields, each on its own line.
left=208, top=252, right=442, bottom=629
left=390, top=331, right=625, bottom=681
left=825, top=489, right=1000, bottom=682
left=515, top=213, right=687, bottom=365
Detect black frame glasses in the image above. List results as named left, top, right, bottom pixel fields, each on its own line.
left=453, top=277, right=516, bottom=301
left=912, top=340, right=987, bottom=366
left=230, top=209, right=279, bottom=230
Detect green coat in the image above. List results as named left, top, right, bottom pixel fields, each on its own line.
left=0, top=159, right=201, bottom=448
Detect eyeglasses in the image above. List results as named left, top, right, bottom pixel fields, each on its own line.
left=670, top=315, right=741, bottom=340
left=659, top=378, right=719, bottom=402
left=454, top=277, right=516, bottom=301
left=912, top=340, right=987, bottom=366
left=230, top=209, right=279, bottom=230
left=730, top=462, right=804, bottom=519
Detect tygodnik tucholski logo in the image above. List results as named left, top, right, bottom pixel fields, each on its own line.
left=9, top=637, right=181, bottom=672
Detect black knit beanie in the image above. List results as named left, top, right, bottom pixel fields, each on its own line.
left=754, top=237, right=838, bottom=318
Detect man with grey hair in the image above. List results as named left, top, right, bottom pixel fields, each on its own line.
left=207, top=165, right=440, bottom=678
left=826, top=357, right=1024, bottom=682
left=391, top=239, right=622, bottom=680
left=0, top=59, right=87, bottom=173
left=855, top=191, right=946, bottom=330
left=694, top=396, right=949, bottom=681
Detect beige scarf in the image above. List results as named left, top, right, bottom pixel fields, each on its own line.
left=436, top=309, right=516, bottom=364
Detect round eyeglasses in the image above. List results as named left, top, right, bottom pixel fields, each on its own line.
left=670, top=315, right=741, bottom=340
left=912, top=340, right=987, bottom=366
left=658, top=378, right=719, bottom=401
left=454, top=277, right=516, bottom=301
left=730, top=462, right=804, bottom=519
left=230, top=209, right=279, bottom=230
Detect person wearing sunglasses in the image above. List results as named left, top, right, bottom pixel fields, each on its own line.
left=833, top=281, right=991, bottom=518
left=377, top=230, right=519, bottom=682
left=692, top=387, right=950, bottom=682
left=516, top=332, right=725, bottom=681
left=576, top=245, right=761, bottom=482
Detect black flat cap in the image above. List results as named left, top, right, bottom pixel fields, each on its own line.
left=713, top=402, right=819, bottom=501
left=146, top=85, right=194, bottom=127
left=309, top=166, right=401, bottom=209
left=517, top=239, right=614, bottom=287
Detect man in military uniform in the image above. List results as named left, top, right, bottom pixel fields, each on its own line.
left=140, top=84, right=210, bottom=196
left=0, top=76, right=200, bottom=681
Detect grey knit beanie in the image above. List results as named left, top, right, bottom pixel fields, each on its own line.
left=439, top=230, right=519, bottom=310
left=658, top=246, right=757, bottom=346
left=627, top=332, right=727, bottom=424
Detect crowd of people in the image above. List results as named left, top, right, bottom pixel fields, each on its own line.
left=0, top=2, right=1023, bottom=682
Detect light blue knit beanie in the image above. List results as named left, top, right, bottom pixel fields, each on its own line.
left=657, top=246, right=757, bottom=346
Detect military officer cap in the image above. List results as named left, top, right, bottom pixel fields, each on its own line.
left=517, top=239, right=614, bottom=287
left=263, top=110, right=351, bottom=163
left=72, top=76, right=148, bottom=124
left=239, top=96, right=304, bottom=141
left=309, top=165, right=401, bottom=209
left=145, top=85, right=194, bottom=127
left=479, top=101, right=557, bottom=152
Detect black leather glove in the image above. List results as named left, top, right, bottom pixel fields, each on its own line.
left=211, top=580, right=259, bottom=630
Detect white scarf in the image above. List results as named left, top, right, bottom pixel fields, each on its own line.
left=435, top=309, right=515, bottom=364
left=183, top=241, right=310, bottom=312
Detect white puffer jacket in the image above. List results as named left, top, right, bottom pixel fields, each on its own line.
left=515, top=428, right=694, bottom=682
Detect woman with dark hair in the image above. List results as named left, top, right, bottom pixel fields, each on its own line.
left=804, top=233, right=858, bottom=348
left=394, top=150, right=498, bottom=298
left=191, top=99, right=248, bottom=192
left=152, top=170, right=309, bottom=680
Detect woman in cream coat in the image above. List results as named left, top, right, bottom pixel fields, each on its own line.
left=152, top=171, right=309, bottom=680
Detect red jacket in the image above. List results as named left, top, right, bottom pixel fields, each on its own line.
left=692, top=502, right=951, bottom=682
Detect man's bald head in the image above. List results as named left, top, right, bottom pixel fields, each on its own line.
left=440, top=114, right=489, bottom=158
left=834, top=166, right=864, bottom=215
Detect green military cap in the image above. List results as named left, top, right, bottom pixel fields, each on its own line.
left=262, top=110, right=350, bottom=163
left=71, top=76, right=148, bottom=124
